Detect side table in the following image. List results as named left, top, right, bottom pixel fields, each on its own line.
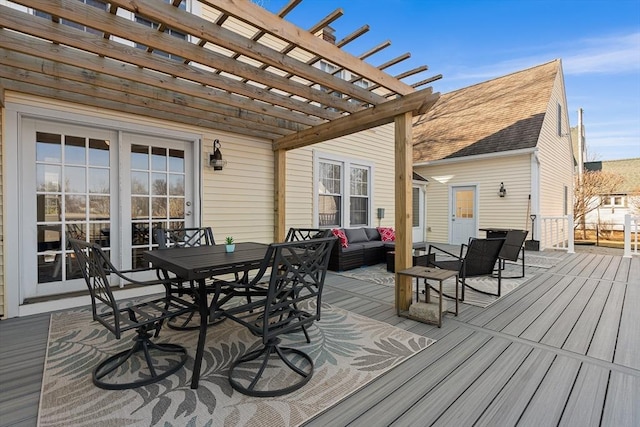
left=396, top=266, right=459, bottom=327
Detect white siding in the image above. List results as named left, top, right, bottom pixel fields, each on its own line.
left=285, top=124, right=397, bottom=230
left=537, top=66, right=575, bottom=218
left=417, top=154, right=533, bottom=243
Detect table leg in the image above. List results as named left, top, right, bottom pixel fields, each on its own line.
left=190, top=278, right=208, bottom=389
left=455, top=274, right=459, bottom=316
left=438, top=279, right=443, bottom=327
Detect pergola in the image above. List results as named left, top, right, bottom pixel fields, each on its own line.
left=0, top=0, right=440, bottom=310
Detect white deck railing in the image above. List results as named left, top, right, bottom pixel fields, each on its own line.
left=539, top=215, right=575, bottom=253
left=623, top=214, right=639, bottom=258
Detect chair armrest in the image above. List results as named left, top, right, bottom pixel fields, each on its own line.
left=428, top=244, right=461, bottom=260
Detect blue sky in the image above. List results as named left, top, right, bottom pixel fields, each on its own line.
left=262, top=0, right=640, bottom=161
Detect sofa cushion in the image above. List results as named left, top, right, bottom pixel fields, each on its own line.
left=331, top=228, right=348, bottom=248
left=345, top=227, right=369, bottom=244
left=364, top=227, right=381, bottom=241
left=377, top=227, right=396, bottom=242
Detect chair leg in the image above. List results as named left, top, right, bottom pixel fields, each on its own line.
left=93, top=330, right=187, bottom=390
left=228, top=337, right=313, bottom=397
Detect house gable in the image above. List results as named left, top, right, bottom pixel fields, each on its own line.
left=412, top=60, right=560, bottom=162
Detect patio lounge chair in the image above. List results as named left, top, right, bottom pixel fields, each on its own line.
left=428, top=237, right=505, bottom=301
left=68, top=238, right=195, bottom=390
left=212, top=236, right=336, bottom=397
left=496, top=229, right=529, bottom=279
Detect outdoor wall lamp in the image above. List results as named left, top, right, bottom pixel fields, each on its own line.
left=377, top=208, right=385, bottom=227
left=209, top=139, right=227, bottom=171
left=499, top=182, right=507, bottom=198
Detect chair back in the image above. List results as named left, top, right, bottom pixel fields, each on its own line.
left=234, top=236, right=336, bottom=342
left=155, top=227, right=215, bottom=248
left=68, top=238, right=123, bottom=336
left=464, top=238, right=505, bottom=277
left=499, top=230, right=528, bottom=261
left=284, top=227, right=332, bottom=242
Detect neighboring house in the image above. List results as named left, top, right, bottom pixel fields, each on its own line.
left=0, top=1, right=438, bottom=317
left=583, top=158, right=640, bottom=230
left=411, top=60, right=575, bottom=245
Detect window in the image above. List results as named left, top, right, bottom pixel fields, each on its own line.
left=602, top=195, right=625, bottom=207
left=317, top=155, right=372, bottom=228
left=564, top=185, right=568, bottom=215
left=35, top=0, right=108, bottom=35
left=350, top=166, right=369, bottom=226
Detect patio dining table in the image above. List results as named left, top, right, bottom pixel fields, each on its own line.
left=143, top=242, right=269, bottom=389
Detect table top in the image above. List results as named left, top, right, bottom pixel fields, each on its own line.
left=396, top=266, right=458, bottom=280
left=143, top=242, right=268, bottom=281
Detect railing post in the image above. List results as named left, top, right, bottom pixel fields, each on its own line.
left=567, top=215, right=574, bottom=254
left=624, top=214, right=631, bottom=258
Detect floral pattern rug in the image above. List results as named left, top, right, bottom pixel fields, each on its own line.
left=38, top=301, right=434, bottom=427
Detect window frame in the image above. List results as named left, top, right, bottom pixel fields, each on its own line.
left=313, top=151, right=374, bottom=229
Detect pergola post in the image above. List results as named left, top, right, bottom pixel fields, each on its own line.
left=274, top=149, right=286, bottom=242
left=395, top=112, right=414, bottom=311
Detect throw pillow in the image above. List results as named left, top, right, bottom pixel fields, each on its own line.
left=377, top=227, right=395, bottom=242
left=344, top=227, right=368, bottom=244
left=331, top=228, right=349, bottom=248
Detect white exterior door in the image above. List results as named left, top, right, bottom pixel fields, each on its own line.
left=412, top=185, right=426, bottom=242
left=450, top=185, right=477, bottom=245
left=19, top=119, right=195, bottom=300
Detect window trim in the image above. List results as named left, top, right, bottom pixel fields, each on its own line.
left=313, top=151, right=374, bottom=228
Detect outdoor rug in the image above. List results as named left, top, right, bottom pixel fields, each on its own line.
left=38, top=301, right=434, bottom=427
left=335, top=252, right=565, bottom=308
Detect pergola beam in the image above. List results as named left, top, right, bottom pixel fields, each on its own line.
left=274, top=88, right=439, bottom=151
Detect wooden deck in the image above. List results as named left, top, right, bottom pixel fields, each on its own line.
left=1, top=251, right=639, bottom=426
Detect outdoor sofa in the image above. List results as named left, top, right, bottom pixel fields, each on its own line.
left=328, top=227, right=427, bottom=271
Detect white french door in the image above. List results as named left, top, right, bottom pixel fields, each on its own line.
left=19, top=119, right=195, bottom=299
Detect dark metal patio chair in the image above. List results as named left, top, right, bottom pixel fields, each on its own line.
left=284, top=227, right=332, bottom=242
left=428, top=237, right=505, bottom=301
left=212, top=236, right=336, bottom=397
left=154, top=226, right=232, bottom=330
left=495, top=229, right=529, bottom=279
left=68, top=238, right=195, bottom=390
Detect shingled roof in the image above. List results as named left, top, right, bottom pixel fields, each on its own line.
left=412, top=60, right=560, bottom=162
left=584, top=158, right=640, bottom=193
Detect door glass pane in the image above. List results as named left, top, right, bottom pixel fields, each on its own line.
left=130, top=144, right=186, bottom=268
left=36, top=131, right=111, bottom=283
left=456, top=190, right=474, bottom=219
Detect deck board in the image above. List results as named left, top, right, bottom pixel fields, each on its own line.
left=586, top=282, right=626, bottom=362
left=426, top=343, right=533, bottom=427
left=516, top=355, right=582, bottom=426
left=601, top=371, right=640, bottom=426
left=562, top=280, right=614, bottom=354
left=539, top=278, right=599, bottom=348
left=473, top=349, right=556, bottom=427
left=558, top=363, right=610, bottom=427
left=613, top=266, right=640, bottom=370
